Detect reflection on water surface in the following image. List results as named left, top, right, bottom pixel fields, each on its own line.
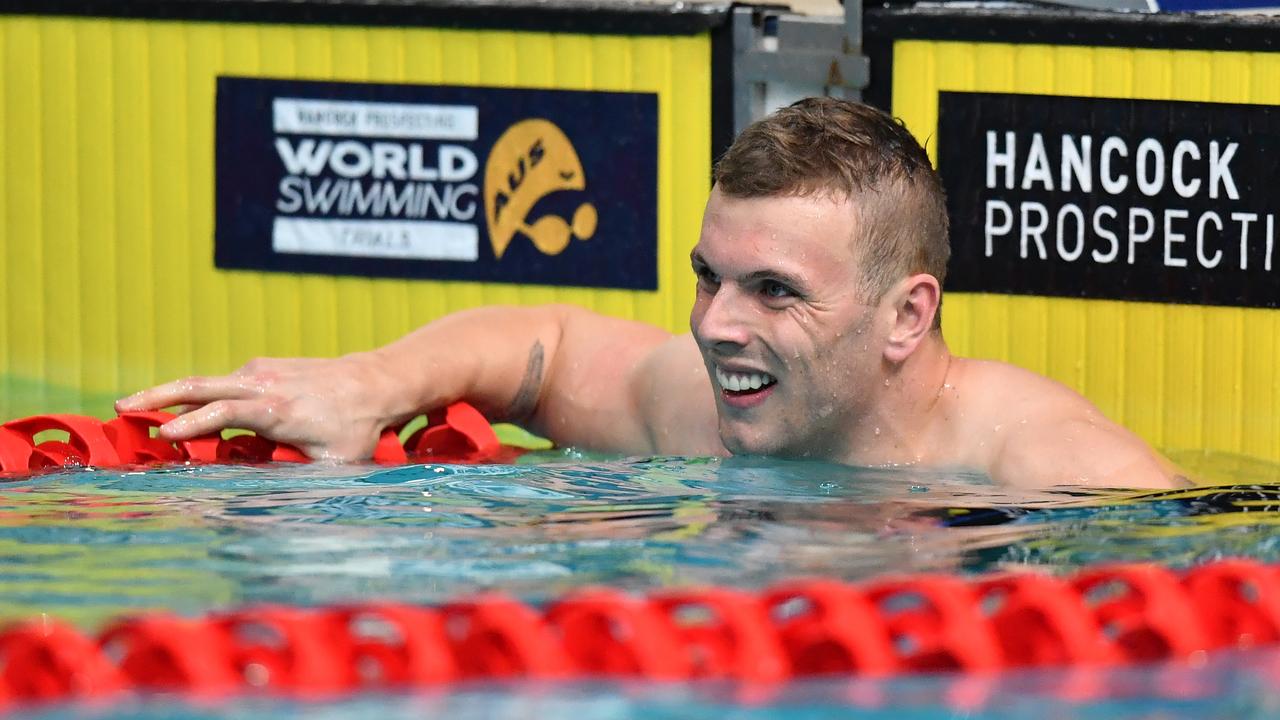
left=2, top=451, right=1277, bottom=628
left=5, top=451, right=1280, bottom=718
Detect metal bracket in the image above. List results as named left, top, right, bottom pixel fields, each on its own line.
left=731, top=3, right=870, bottom=135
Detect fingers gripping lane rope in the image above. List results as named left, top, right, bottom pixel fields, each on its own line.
left=0, top=403, right=508, bottom=473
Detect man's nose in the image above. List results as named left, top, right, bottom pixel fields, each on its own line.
left=693, top=284, right=753, bottom=348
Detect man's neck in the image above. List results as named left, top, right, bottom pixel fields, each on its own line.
left=838, top=332, right=954, bottom=467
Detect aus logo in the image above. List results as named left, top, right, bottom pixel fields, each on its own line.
left=483, top=119, right=598, bottom=259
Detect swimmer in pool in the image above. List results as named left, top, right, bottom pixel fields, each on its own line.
left=117, top=98, right=1183, bottom=489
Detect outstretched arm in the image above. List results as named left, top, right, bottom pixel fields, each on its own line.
left=116, top=304, right=675, bottom=461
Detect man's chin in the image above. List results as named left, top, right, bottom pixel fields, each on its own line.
left=718, top=424, right=788, bottom=458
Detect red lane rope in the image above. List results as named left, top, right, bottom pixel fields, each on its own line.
left=4, top=408, right=1280, bottom=706
left=0, top=402, right=515, bottom=472
left=0, top=560, right=1277, bottom=706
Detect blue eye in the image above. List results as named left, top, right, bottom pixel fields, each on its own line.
left=762, top=280, right=794, bottom=298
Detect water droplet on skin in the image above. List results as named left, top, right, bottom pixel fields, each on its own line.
left=874, top=427, right=881, bottom=436
left=883, top=379, right=891, bottom=387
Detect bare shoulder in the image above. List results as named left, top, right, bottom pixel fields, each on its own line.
left=534, top=307, right=697, bottom=454
left=631, top=334, right=726, bottom=456
left=956, top=359, right=1091, bottom=412
left=949, top=359, right=1182, bottom=489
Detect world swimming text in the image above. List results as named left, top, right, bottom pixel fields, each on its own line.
left=273, top=138, right=479, bottom=221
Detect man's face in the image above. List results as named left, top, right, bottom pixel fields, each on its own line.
left=689, top=189, right=888, bottom=459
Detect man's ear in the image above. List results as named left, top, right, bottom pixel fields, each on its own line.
left=883, top=273, right=941, bottom=364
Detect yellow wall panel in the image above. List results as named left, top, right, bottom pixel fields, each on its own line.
left=115, top=20, right=159, bottom=400
left=0, top=16, right=710, bottom=420
left=893, top=39, right=1280, bottom=463
left=5, top=19, right=44, bottom=410
left=0, top=23, right=6, bottom=387
left=74, top=23, right=119, bottom=411
left=41, top=20, right=80, bottom=405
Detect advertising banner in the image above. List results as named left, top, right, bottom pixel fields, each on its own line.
left=938, top=91, right=1279, bottom=308
left=216, top=77, right=659, bottom=290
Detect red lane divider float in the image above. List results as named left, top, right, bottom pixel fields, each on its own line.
left=4, top=408, right=1280, bottom=706
left=0, top=560, right=1279, bottom=707
left=0, top=402, right=515, bottom=474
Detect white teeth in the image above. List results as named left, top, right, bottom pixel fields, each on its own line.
left=715, top=367, right=776, bottom=392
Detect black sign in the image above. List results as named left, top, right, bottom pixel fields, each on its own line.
left=216, top=77, right=659, bottom=290
left=938, top=91, right=1280, bottom=308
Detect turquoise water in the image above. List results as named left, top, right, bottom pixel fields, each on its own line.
left=4, top=451, right=1280, bottom=717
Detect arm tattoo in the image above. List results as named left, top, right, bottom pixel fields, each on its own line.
left=507, top=340, right=545, bottom=422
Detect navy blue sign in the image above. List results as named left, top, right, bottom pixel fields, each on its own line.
left=939, top=91, right=1280, bottom=308
left=216, top=77, right=658, bottom=290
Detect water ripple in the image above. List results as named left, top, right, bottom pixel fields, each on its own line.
left=0, top=453, right=1277, bottom=627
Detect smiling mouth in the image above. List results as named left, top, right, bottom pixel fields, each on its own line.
left=715, top=366, right=777, bottom=396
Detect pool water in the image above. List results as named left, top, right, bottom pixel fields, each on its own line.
left=4, top=451, right=1280, bottom=717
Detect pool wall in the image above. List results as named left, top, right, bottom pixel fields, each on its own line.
left=4, top=2, right=1279, bottom=465
left=0, top=2, right=717, bottom=419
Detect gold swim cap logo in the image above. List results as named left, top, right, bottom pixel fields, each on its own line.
left=484, top=119, right=597, bottom=259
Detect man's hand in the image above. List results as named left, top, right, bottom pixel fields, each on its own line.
left=114, top=352, right=401, bottom=462
left=113, top=304, right=696, bottom=463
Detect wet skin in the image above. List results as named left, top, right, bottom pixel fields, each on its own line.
left=117, top=190, right=1181, bottom=489
left=689, top=189, right=897, bottom=459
